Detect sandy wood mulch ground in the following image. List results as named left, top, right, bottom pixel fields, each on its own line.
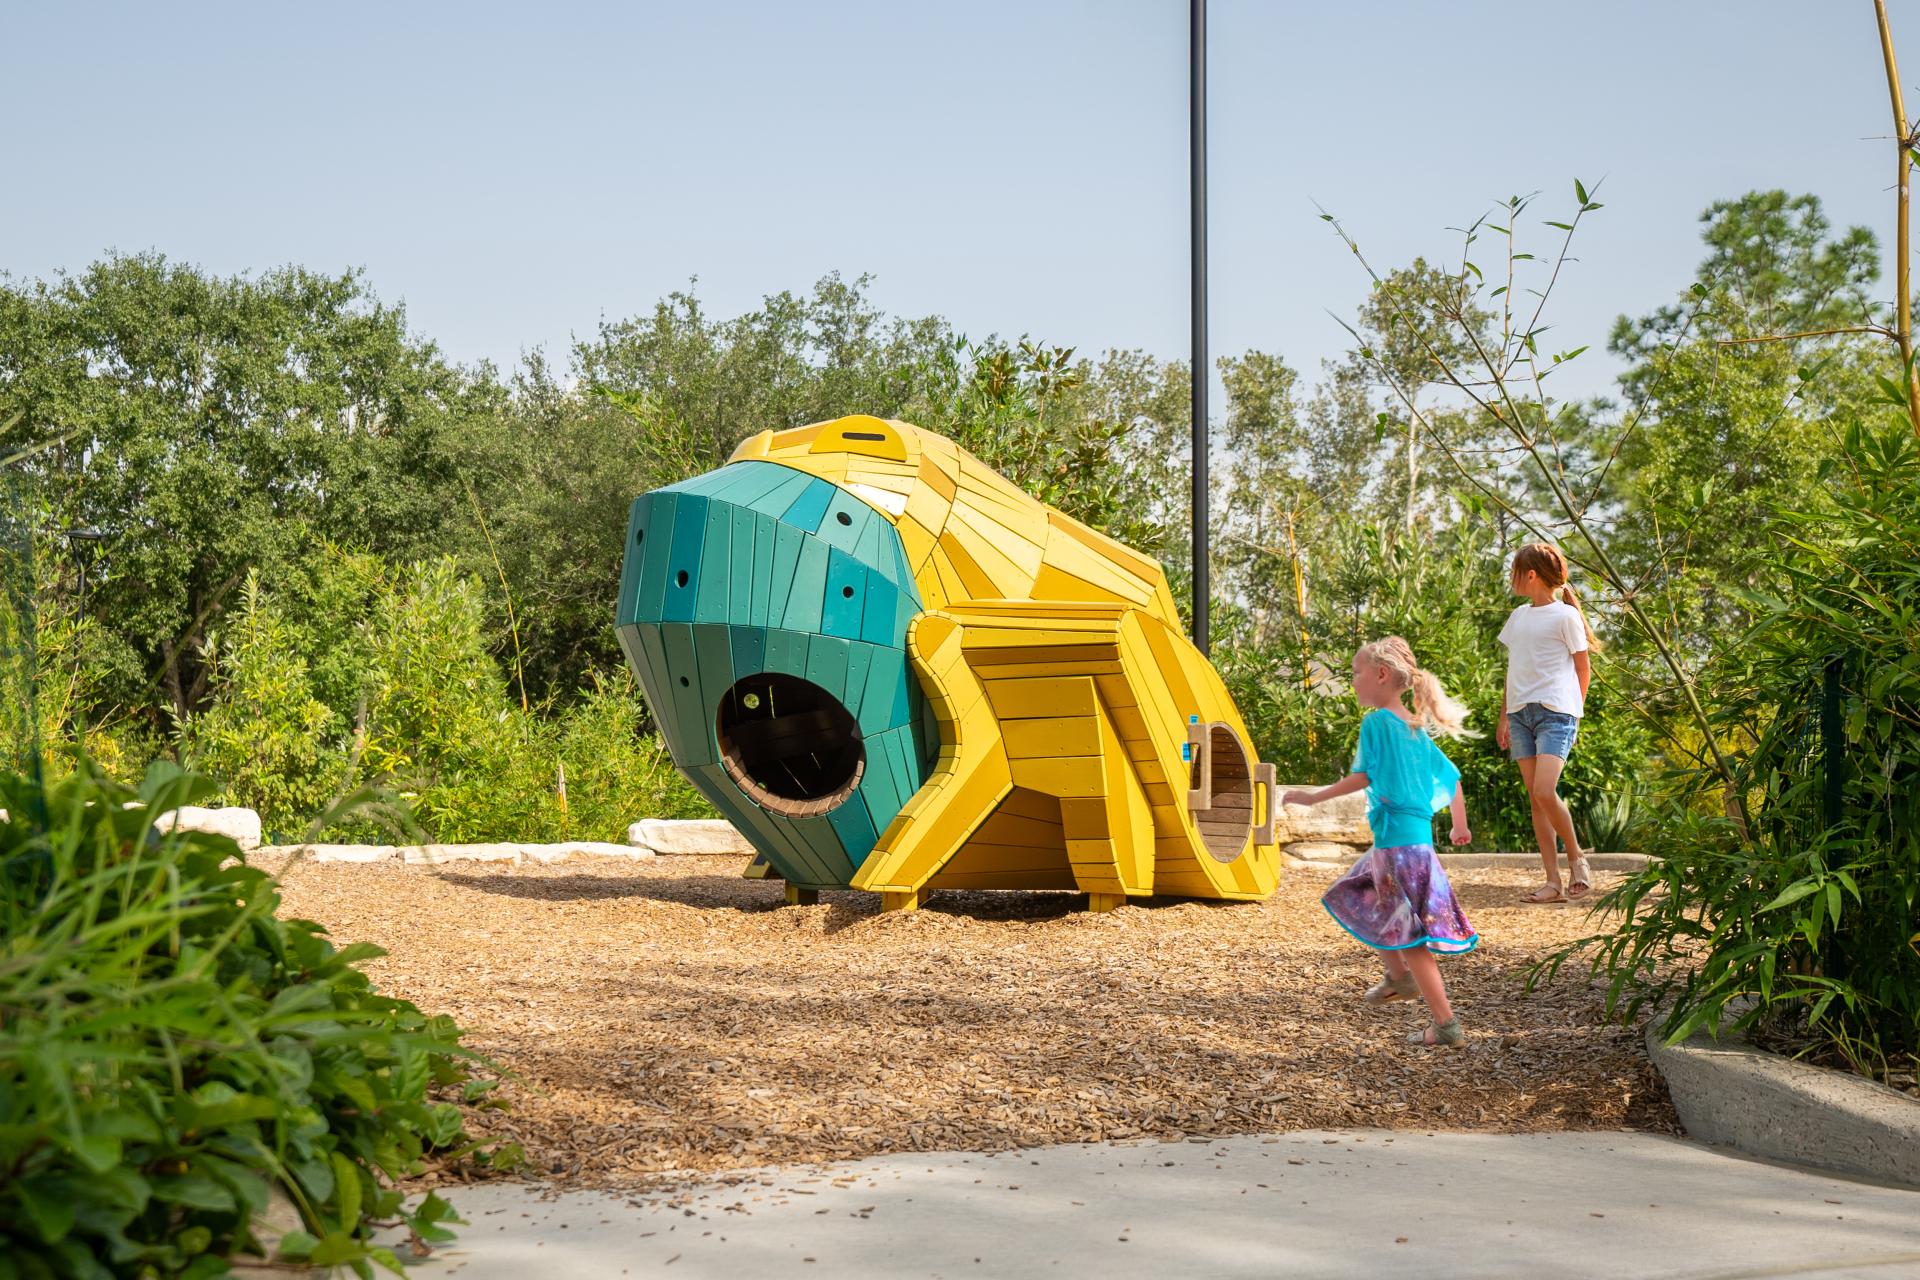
left=268, top=855, right=1678, bottom=1190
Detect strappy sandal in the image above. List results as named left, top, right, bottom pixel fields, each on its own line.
left=1407, top=1017, right=1465, bottom=1047
left=1567, top=854, right=1594, bottom=899
left=1520, top=883, right=1567, bottom=905
left=1363, top=973, right=1419, bottom=1004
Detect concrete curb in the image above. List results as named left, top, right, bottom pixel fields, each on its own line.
left=1646, top=1017, right=1920, bottom=1189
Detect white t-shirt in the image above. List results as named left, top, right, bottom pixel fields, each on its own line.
left=1499, top=601, right=1589, bottom=716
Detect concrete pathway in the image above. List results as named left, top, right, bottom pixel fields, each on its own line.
left=394, top=1131, right=1920, bottom=1280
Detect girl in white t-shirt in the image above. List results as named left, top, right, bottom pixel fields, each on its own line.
left=1496, top=543, right=1600, bottom=904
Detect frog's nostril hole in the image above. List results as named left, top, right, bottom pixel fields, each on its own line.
left=836, top=511, right=852, bottom=526
left=679, top=676, right=690, bottom=687
left=842, top=585, right=855, bottom=598
left=676, top=570, right=689, bottom=587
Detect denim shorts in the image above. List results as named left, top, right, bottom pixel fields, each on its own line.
left=1508, top=702, right=1579, bottom=760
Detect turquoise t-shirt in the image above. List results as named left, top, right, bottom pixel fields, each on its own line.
left=1351, top=707, right=1460, bottom=849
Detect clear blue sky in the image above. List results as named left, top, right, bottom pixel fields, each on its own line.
left=1, top=1, right=1898, bottom=400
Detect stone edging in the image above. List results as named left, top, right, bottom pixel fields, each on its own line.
left=254, top=819, right=754, bottom=866
left=1646, top=1018, right=1920, bottom=1189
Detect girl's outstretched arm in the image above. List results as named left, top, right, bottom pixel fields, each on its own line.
left=1281, top=772, right=1369, bottom=808
left=1449, top=780, right=1472, bottom=846
left=1573, top=649, right=1591, bottom=700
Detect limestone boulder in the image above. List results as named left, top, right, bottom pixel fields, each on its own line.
left=1271, top=789, right=1371, bottom=845
left=1284, top=840, right=1363, bottom=865
left=628, top=818, right=752, bottom=856
left=153, top=805, right=263, bottom=851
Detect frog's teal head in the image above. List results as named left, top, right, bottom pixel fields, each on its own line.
left=614, top=461, right=935, bottom=888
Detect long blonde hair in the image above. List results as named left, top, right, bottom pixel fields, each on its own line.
left=1355, top=636, right=1477, bottom=740
left=1511, top=542, right=1602, bottom=651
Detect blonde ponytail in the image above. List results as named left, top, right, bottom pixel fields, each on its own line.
left=1355, top=636, right=1479, bottom=740
left=1555, top=582, right=1602, bottom=652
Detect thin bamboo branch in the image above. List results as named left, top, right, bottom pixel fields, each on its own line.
left=1874, top=0, right=1920, bottom=439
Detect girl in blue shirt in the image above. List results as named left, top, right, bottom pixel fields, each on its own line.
left=1283, top=637, right=1479, bottom=1048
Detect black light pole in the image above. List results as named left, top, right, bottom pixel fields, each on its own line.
left=1190, top=0, right=1210, bottom=654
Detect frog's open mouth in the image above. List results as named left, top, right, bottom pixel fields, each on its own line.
left=715, top=673, right=865, bottom=817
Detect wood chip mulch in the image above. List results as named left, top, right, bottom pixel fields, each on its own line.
left=267, top=855, right=1678, bottom=1190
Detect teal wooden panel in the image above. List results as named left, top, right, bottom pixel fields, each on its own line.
left=634, top=492, right=676, bottom=625
left=914, top=686, right=942, bottom=770
left=854, top=728, right=905, bottom=864
left=616, top=494, right=650, bottom=627
left=782, top=537, right=829, bottom=633
left=765, top=627, right=810, bottom=678
left=887, top=726, right=929, bottom=809
left=781, top=476, right=835, bottom=532
left=842, top=641, right=875, bottom=721
left=661, top=495, right=708, bottom=624
left=821, top=548, right=865, bottom=640
left=692, top=624, right=736, bottom=728
left=658, top=623, right=714, bottom=765
left=730, top=625, right=767, bottom=680
left=685, top=762, right=833, bottom=886
left=828, top=791, right=879, bottom=869
left=893, top=588, right=919, bottom=646
left=764, top=522, right=804, bottom=623
left=858, top=647, right=912, bottom=736
left=693, top=502, right=733, bottom=625
left=803, top=634, right=851, bottom=701
left=748, top=511, right=775, bottom=628
left=789, top=814, right=856, bottom=884
left=748, top=469, right=816, bottom=520
left=851, top=515, right=883, bottom=571
left=859, top=577, right=898, bottom=646
left=630, top=625, right=674, bottom=738
left=725, top=505, right=758, bottom=624
left=815, top=491, right=871, bottom=557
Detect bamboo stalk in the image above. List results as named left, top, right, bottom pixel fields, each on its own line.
left=1874, top=0, right=1920, bottom=439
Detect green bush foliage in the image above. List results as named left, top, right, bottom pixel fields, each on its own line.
left=1544, top=420, right=1920, bottom=1076
left=0, top=760, right=519, bottom=1278
left=179, top=553, right=711, bottom=843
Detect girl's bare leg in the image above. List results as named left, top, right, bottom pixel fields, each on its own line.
left=1517, top=756, right=1564, bottom=892
left=1402, top=947, right=1454, bottom=1025
left=1378, top=949, right=1411, bottom=979
left=1526, top=754, right=1582, bottom=866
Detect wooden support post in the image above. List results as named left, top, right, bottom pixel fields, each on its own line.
left=1086, top=892, right=1127, bottom=913
left=881, top=889, right=922, bottom=912
left=785, top=885, right=819, bottom=906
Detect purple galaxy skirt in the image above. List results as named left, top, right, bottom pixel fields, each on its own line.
left=1321, top=844, right=1479, bottom=954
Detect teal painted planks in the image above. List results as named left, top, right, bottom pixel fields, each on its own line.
left=821, top=548, right=865, bottom=640
left=693, top=502, right=733, bottom=625
left=661, top=495, right=708, bottom=624
left=634, top=625, right=673, bottom=712
left=634, top=492, right=676, bottom=626
left=730, top=625, right=767, bottom=680
left=726, top=506, right=759, bottom=624
left=859, top=577, right=899, bottom=646
left=616, top=495, right=650, bottom=627
left=765, top=627, right=811, bottom=679
left=781, top=476, right=834, bottom=532
left=803, top=634, right=851, bottom=700
left=784, top=537, right=829, bottom=632
left=789, top=815, right=856, bottom=884
left=815, top=491, right=870, bottom=557
left=659, top=623, right=715, bottom=765
left=764, top=522, right=804, bottom=623
left=843, top=641, right=875, bottom=721
left=858, top=647, right=911, bottom=736
left=828, top=792, right=879, bottom=868
left=749, top=469, right=816, bottom=522
left=685, top=762, right=829, bottom=886
left=691, top=625, right=735, bottom=728
left=748, top=511, right=775, bottom=628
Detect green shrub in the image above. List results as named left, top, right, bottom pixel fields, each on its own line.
left=1542, top=419, right=1920, bottom=1078
left=0, top=760, right=519, bottom=1277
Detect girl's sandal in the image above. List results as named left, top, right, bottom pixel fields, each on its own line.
left=1520, top=883, right=1567, bottom=905
left=1407, top=1017, right=1465, bottom=1047
left=1567, top=854, right=1594, bottom=899
left=1363, top=974, right=1420, bottom=1004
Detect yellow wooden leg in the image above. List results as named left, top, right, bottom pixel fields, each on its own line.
left=785, top=885, right=819, bottom=906
left=1086, top=892, right=1126, bottom=913
left=881, top=890, right=922, bottom=912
